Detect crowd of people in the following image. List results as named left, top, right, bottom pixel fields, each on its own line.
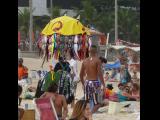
left=18, top=44, right=140, bottom=120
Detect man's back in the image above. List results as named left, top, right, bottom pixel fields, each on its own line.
left=83, top=57, right=100, bottom=80
left=80, top=45, right=106, bottom=113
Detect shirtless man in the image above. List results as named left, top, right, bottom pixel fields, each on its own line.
left=40, top=83, right=68, bottom=120
left=80, top=45, right=106, bottom=113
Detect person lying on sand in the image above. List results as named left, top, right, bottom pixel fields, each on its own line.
left=117, top=85, right=139, bottom=102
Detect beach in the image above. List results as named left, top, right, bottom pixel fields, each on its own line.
left=21, top=57, right=140, bottom=120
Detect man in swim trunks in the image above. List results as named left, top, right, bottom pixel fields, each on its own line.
left=80, top=45, right=106, bottom=113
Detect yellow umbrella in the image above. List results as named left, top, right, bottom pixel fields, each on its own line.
left=41, top=16, right=86, bottom=36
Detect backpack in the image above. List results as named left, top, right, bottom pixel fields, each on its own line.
left=43, top=71, right=57, bottom=91
left=55, top=63, right=74, bottom=104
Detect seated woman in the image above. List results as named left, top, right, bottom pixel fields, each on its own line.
left=131, top=71, right=139, bottom=83
left=106, top=83, right=138, bottom=102
left=130, top=83, right=140, bottom=101
left=117, top=85, right=139, bottom=102
left=69, top=100, right=92, bottom=120
left=104, top=72, right=111, bottom=82
left=107, top=83, right=124, bottom=102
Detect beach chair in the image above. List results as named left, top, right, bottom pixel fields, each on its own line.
left=34, top=97, right=58, bottom=120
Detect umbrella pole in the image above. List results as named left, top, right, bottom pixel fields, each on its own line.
left=105, top=33, right=110, bottom=58
left=41, top=50, right=47, bottom=68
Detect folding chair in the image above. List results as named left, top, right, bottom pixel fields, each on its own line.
left=34, top=97, right=58, bottom=120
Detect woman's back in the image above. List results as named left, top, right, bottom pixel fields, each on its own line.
left=41, top=92, right=63, bottom=116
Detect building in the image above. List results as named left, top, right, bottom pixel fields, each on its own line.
left=18, top=0, right=79, bottom=17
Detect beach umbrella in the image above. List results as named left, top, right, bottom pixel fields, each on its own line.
left=41, top=15, right=86, bottom=36
left=85, top=27, right=104, bottom=36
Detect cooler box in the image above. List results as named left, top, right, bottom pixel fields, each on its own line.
left=22, top=110, right=35, bottom=120
left=108, top=101, right=123, bottom=114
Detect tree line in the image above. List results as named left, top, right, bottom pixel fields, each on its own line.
left=18, top=0, right=140, bottom=43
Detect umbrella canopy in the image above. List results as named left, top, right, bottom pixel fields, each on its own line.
left=110, top=45, right=140, bottom=52
left=85, top=27, right=104, bottom=35
left=41, top=16, right=86, bottom=36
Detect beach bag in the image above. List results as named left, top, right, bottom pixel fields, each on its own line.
left=56, top=63, right=74, bottom=104
left=59, top=72, right=74, bottom=104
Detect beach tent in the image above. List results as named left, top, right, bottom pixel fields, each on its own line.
left=109, top=45, right=140, bottom=52
left=85, top=27, right=104, bottom=36
left=127, top=47, right=140, bottom=52
left=105, top=59, right=121, bottom=70
left=110, top=45, right=127, bottom=50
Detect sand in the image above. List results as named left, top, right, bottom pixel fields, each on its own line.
left=21, top=57, right=140, bottom=120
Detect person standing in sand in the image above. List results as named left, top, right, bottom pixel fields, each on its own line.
left=68, top=50, right=79, bottom=108
left=80, top=45, right=106, bottom=113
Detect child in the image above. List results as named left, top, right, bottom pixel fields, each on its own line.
left=105, top=84, right=114, bottom=99
left=104, top=72, right=110, bottom=82
left=110, top=68, right=117, bottom=81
